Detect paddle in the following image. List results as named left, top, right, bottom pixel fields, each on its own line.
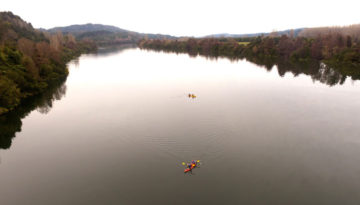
left=182, top=160, right=201, bottom=166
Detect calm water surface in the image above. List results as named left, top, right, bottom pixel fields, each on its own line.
left=1, top=47, right=360, bottom=205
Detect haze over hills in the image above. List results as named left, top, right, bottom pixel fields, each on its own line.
left=47, top=23, right=129, bottom=33
left=205, top=28, right=305, bottom=38
left=46, top=24, right=305, bottom=40
left=44, top=23, right=176, bottom=46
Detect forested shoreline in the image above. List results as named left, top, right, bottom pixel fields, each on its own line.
left=139, top=27, right=360, bottom=83
left=0, top=12, right=96, bottom=115
left=2, top=11, right=360, bottom=114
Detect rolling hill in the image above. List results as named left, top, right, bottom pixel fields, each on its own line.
left=45, top=24, right=176, bottom=46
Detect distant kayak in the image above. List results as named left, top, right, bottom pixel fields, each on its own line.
left=182, top=160, right=201, bottom=173
left=188, top=93, right=197, bottom=99
left=184, top=163, right=196, bottom=173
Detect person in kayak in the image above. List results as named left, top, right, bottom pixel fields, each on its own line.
left=191, top=160, right=196, bottom=167
left=187, top=163, right=192, bottom=172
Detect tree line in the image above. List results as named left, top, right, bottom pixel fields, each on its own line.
left=0, top=12, right=96, bottom=115
left=138, top=29, right=360, bottom=83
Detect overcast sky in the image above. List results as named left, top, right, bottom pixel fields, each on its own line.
left=2, top=0, right=360, bottom=37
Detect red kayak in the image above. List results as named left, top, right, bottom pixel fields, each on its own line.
left=184, top=163, right=196, bottom=173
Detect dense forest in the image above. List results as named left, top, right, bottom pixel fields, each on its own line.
left=139, top=25, right=360, bottom=83
left=0, top=12, right=96, bottom=115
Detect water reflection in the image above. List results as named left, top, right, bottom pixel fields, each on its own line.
left=275, top=60, right=347, bottom=86
left=142, top=48, right=357, bottom=86
left=0, top=80, right=67, bottom=149
left=0, top=45, right=137, bottom=150
left=92, top=44, right=137, bottom=57
left=1, top=47, right=360, bottom=205
left=232, top=56, right=352, bottom=86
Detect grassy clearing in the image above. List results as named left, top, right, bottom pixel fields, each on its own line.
left=238, top=42, right=250, bottom=45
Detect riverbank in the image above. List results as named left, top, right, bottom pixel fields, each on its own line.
left=0, top=44, right=96, bottom=115
left=138, top=36, right=360, bottom=82
left=0, top=12, right=97, bottom=115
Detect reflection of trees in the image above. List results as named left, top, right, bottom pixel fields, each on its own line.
left=37, top=84, right=66, bottom=114
left=0, top=80, right=67, bottom=149
left=92, top=44, right=137, bottom=57
left=0, top=113, right=21, bottom=149
left=0, top=45, right=137, bottom=150
left=213, top=53, right=350, bottom=86
left=143, top=46, right=357, bottom=86
left=313, top=63, right=346, bottom=86
left=222, top=53, right=349, bottom=86
left=274, top=59, right=347, bottom=86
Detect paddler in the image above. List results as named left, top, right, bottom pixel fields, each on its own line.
left=187, top=163, right=192, bottom=172
left=191, top=160, right=196, bottom=167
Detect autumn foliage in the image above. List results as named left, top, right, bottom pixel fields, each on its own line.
left=0, top=12, right=96, bottom=114
left=139, top=27, right=360, bottom=84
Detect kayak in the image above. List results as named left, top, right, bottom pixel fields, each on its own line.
left=184, top=163, right=196, bottom=173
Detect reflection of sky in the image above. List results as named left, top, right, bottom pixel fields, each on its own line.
left=68, top=48, right=358, bottom=90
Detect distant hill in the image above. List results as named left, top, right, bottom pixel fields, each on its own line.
left=45, top=24, right=176, bottom=46
left=0, top=12, right=47, bottom=42
left=205, top=28, right=305, bottom=38
left=47, top=23, right=128, bottom=34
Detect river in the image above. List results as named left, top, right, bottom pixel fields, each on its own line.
left=1, top=46, right=360, bottom=205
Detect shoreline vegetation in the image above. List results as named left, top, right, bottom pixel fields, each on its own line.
left=2, top=11, right=360, bottom=115
left=138, top=26, right=360, bottom=85
left=0, top=12, right=97, bottom=115
left=0, top=45, right=133, bottom=150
